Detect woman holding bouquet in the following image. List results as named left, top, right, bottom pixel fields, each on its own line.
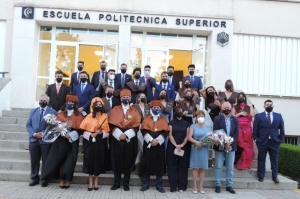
left=41, top=93, right=84, bottom=189
left=79, top=97, right=110, bottom=191
left=232, top=92, right=255, bottom=170
left=188, top=110, right=211, bottom=194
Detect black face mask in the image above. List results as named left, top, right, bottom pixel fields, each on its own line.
left=265, top=106, right=273, bottom=113
left=106, top=92, right=113, bottom=98
left=209, top=92, right=215, bottom=97
left=223, top=109, right=231, bottom=115
left=122, top=98, right=130, bottom=105
left=184, top=83, right=191, bottom=88
left=134, top=74, right=140, bottom=79
left=39, top=101, right=47, bottom=108
left=185, top=96, right=192, bottom=101
left=56, top=78, right=62, bottom=83
left=160, top=94, right=167, bottom=99
left=94, top=106, right=102, bottom=112
left=162, top=79, right=168, bottom=83
left=225, top=84, right=231, bottom=90
left=238, top=98, right=245, bottom=103
left=168, top=72, right=173, bottom=77
left=175, top=112, right=183, bottom=118
left=77, top=66, right=83, bottom=71
left=80, top=78, right=87, bottom=83
left=189, top=71, right=194, bottom=76
left=141, top=98, right=147, bottom=103
left=121, top=69, right=127, bottom=74
left=101, top=66, right=106, bottom=71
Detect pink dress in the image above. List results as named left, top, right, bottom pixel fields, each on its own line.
left=235, top=104, right=254, bottom=170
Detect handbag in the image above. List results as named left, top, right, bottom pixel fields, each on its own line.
left=174, top=148, right=184, bottom=156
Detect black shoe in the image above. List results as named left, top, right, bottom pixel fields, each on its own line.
left=65, top=185, right=70, bottom=189
left=272, top=178, right=280, bottom=183
left=88, top=187, right=93, bottom=191
left=41, top=180, right=49, bottom=187
left=140, top=185, right=149, bottom=191
left=124, top=182, right=130, bottom=191
left=111, top=183, right=120, bottom=190
left=94, top=187, right=99, bottom=191
left=226, top=186, right=236, bottom=194
left=29, top=180, right=39, bottom=186
left=156, top=187, right=166, bottom=193
left=60, top=185, right=65, bottom=189
left=215, top=186, right=221, bottom=193
left=258, top=177, right=264, bottom=182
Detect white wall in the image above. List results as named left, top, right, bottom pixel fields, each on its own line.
left=0, top=80, right=11, bottom=116
left=0, top=21, right=5, bottom=73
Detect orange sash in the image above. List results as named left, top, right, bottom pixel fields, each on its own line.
left=141, top=115, right=170, bottom=132
left=108, top=105, right=141, bottom=130
left=79, top=113, right=110, bottom=133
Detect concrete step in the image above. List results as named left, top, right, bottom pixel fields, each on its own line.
left=0, top=169, right=296, bottom=190
left=0, top=124, right=26, bottom=132
left=0, top=117, right=27, bottom=125
left=11, top=108, right=33, bottom=111
left=2, top=110, right=30, bottom=118
left=0, top=131, right=28, bottom=140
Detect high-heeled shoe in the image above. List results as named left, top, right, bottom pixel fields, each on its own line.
left=60, top=185, right=65, bottom=189
left=192, top=187, right=197, bottom=194
left=88, top=187, right=93, bottom=191
left=64, top=185, right=70, bottom=189
left=94, top=187, right=99, bottom=191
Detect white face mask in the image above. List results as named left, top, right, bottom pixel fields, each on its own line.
left=197, top=117, right=205, bottom=124
left=144, top=71, right=150, bottom=76
left=109, top=74, right=115, bottom=80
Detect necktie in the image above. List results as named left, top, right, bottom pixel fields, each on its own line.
left=191, top=76, right=194, bottom=83
left=267, top=113, right=271, bottom=125
left=164, top=84, right=166, bottom=90
left=135, top=82, right=139, bottom=87
left=145, top=77, right=148, bottom=85
left=40, top=109, right=44, bottom=122
left=108, top=98, right=112, bottom=107
left=81, top=84, right=84, bottom=94
left=56, top=84, right=60, bottom=94
left=122, top=75, right=125, bottom=87
left=102, top=71, right=105, bottom=78
left=169, top=77, right=172, bottom=85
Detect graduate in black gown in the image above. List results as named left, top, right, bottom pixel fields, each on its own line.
left=79, top=97, right=110, bottom=191
left=140, top=100, right=170, bottom=193
left=41, top=93, right=84, bottom=189
left=167, top=106, right=191, bottom=192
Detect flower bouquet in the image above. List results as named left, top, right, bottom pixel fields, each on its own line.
left=42, top=114, right=70, bottom=143
left=214, top=129, right=234, bottom=152
left=192, top=131, right=219, bottom=149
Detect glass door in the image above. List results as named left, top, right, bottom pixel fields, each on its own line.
left=145, top=48, right=169, bottom=82
left=104, top=42, right=119, bottom=72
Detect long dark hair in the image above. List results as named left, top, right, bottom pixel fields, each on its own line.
left=183, top=90, right=195, bottom=107
left=158, top=89, right=169, bottom=102
left=63, top=102, right=80, bottom=117
left=205, top=86, right=218, bottom=103
left=235, top=92, right=247, bottom=113
left=92, top=101, right=104, bottom=118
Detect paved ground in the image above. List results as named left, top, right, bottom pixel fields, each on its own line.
left=0, top=181, right=299, bottom=199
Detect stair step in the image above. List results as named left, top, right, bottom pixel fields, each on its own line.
left=0, top=169, right=296, bottom=189
left=2, top=110, right=30, bottom=118
left=0, top=117, right=27, bottom=125
left=11, top=108, right=33, bottom=111
left=0, top=131, right=28, bottom=140
left=0, top=124, right=26, bottom=132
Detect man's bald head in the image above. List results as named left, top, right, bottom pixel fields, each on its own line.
left=222, top=102, right=232, bottom=110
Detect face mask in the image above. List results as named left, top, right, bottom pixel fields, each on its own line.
left=238, top=98, right=245, bottom=103
left=39, top=101, right=47, bottom=108
left=67, top=103, right=74, bottom=110
left=197, top=117, right=205, bottom=124
left=168, top=72, right=173, bottom=77
left=175, top=112, right=183, bottom=118
left=77, top=66, right=83, bottom=71
left=134, top=74, right=140, bottom=79
left=223, top=109, right=231, bottom=115
left=185, top=96, right=192, bottom=101
left=94, top=106, right=102, bottom=112
left=209, top=92, right=215, bottom=97
left=162, top=79, right=168, bottom=83
left=189, top=71, right=194, bottom=76
left=160, top=94, right=167, bottom=99
left=184, top=83, right=191, bottom=88
left=101, top=66, right=106, bottom=71
left=109, top=75, right=115, bottom=80
left=265, top=106, right=273, bottom=113
left=80, top=78, right=87, bottom=83
left=144, top=71, right=150, bottom=76
left=56, top=78, right=62, bottom=83
left=106, top=92, right=113, bottom=98
left=152, top=109, right=160, bottom=115
left=121, top=69, right=127, bottom=74
left=122, top=98, right=130, bottom=105
left=141, top=98, right=147, bottom=103
left=225, top=84, right=231, bottom=90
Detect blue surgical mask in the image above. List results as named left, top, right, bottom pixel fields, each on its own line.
left=67, top=103, right=74, bottom=110
left=152, top=109, right=160, bottom=115
left=122, top=98, right=130, bottom=105
left=144, top=71, right=150, bottom=76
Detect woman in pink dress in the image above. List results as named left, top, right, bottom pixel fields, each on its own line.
left=232, top=92, right=256, bottom=170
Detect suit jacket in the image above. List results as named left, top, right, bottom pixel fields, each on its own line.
left=73, top=84, right=94, bottom=114
left=140, top=76, right=157, bottom=102
left=253, top=112, right=285, bottom=146
left=213, top=114, right=239, bottom=151
left=125, top=81, right=147, bottom=104
left=45, top=83, right=70, bottom=112
left=101, top=97, right=121, bottom=117
left=168, top=76, right=180, bottom=92
left=26, top=107, right=57, bottom=144
left=154, top=83, right=176, bottom=102
left=97, top=80, right=122, bottom=98
left=115, top=73, right=133, bottom=88
left=182, top=75, right=203, bottom=91
left=91, top=70, right=108, bottom=90
left=70, top=72, right=91, bottom=92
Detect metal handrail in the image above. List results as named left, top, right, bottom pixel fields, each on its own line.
left=0, top=72, right=9, bottom=78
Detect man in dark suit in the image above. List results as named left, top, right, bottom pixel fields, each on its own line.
left=253, top=100, right=285, bottom=183
left=101, top=86, right=121, bottom=117
left=73, top=71, right=94, bottom=116
left=70, top=61, right=91, bottom=92
left=125, top=68, right=147, bottom=104
left=45, top=70, right=70, bottom=112
left=97, top=69, right=122, bottom=98
left=167, top=66, right=180, bottom=92
left=140, top=65, right=157, bottom=102
left=153, top=71, right=175, bottom=102
left=115, top=63, right=133, bottom=88
left=26, top=94, right=57, bottom=187
left=91, top=60, right=108, bottom=91
left=182, top=64, right=203, bottom=93
left=213, top=102, right=239, bottom=194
